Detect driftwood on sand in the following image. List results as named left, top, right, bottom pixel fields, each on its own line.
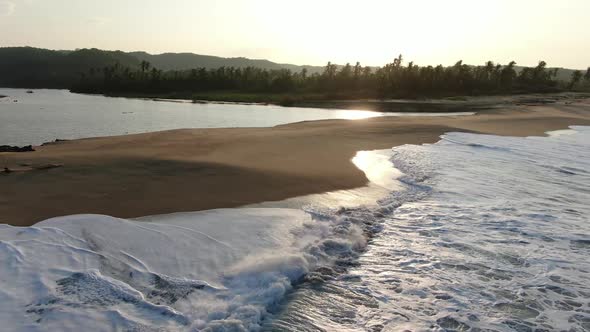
left=2, top=163, right=63, bottom=174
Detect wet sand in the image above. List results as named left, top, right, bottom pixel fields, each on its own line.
left=1, top=99, right=590, bottom=226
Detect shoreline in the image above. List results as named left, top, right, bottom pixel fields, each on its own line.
left=1, top=98, right=590, bottom=226
left=4, top=86, right=589, bottom=112
left=70, top=89, right=590, bottom=112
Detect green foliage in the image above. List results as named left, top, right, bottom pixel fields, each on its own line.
left=129, top=51, right=322, bottom=73
left=71, top=56, right=567, bottom=99
left=1, top=47, right=583, bottom=98
left=0, top=47, right=139, bottom=88
left=569, top=70, right=583, bottom=89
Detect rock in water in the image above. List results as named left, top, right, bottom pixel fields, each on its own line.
left=0, top=145, right=35, bottom=152
left=41, top=139, right=69, bottom=146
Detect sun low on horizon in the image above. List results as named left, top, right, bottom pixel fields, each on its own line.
left=2, top=0, right=590, bottom=330
left=1, top=0, right=589, bottom=69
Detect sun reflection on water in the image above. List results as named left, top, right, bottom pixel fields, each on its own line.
left=333, top=109, right=475, bottom=120
left=248, top=149, right=403, bottom=210
left=352, top=150, right=403, bottom=190
left=333, top=110, right=387, bottom=120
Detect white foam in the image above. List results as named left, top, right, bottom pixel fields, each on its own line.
left=269, top=126, right=590, bottom=331
left=249, top=149, right=403, bottom=211
left=4, top=126, right=590, bottom=331
left=0, top=208, right=370, bottom=331
left=546, top=128, right=578, bottom=137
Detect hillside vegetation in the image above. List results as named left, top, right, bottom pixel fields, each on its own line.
left=2, top=47, right=589, bottom=102
left=0, top=47, right=320, bottom=88
left=72, top=55, right=590, bottom=103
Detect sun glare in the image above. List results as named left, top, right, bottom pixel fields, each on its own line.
left=244, top=0, right=507, bottom=66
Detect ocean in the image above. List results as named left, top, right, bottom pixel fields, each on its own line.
left=1, top=126, right=588, bottom=331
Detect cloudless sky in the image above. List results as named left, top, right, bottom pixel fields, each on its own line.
left=1, top=0, right=589, bottom=68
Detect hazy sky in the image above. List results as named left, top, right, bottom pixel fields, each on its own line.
left=1, top=0, right=589, bottom=68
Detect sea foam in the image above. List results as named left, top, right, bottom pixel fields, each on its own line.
left=268, top=126, right=590, bottom=331
left=0, top=207, right=370, bottom=331
left=2, top=126, right=590, bottom=331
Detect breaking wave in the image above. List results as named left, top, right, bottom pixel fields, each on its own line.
left=1, top=126, right=590, bottom=331
left=267, top=126, right=590, bottom=331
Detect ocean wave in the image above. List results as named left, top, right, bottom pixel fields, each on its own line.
left=0, top=204, right=396, bottom=331
left=267, top=126, right=590, bottom=331
left=2, top=126, right=590, bottom=331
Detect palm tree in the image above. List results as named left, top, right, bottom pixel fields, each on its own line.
left=533, top=61, right=548, bottom=82
left=485, top=61, right=494, bottom=81
left=140, top=61, right=151, bottom=74
left=500, top=61, right=517, bottom=90
left=569, top=70, right=582, bottom=89
left=323, top=62, right=337, bottom=78
left=300, top=68, right=308, bottom=80
left=353, top=62, right=362, bottom=80
left=393, top=54, right=403, bottom=68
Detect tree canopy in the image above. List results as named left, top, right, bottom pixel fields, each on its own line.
left=71, top=56, right=571, bottom=99
left=1, top=47, right=588, bottom=99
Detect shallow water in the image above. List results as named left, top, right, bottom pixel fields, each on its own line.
left=249, top=149, right=402, bottom=210
left=1, top=126, right=589, bottom=331
left=0, top=88, right=472, bottom=146
left=267, top=126, right=590, bottom=331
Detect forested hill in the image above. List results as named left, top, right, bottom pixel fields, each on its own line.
left=129, top=51, right=323, bottom=73
left=0, top=47, right=321, bottom=88
left=0, top=47, right=140, bottom=88
left=0, top=46, right=584, bottom=90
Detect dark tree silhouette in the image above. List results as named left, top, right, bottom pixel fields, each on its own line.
left=140, top=61, right=151, bottom=73
left=569, top=70, right=583, bottom=89
left=70, top=56, right=583, bottom=101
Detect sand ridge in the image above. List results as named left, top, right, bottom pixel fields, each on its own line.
left=1, top=100, right=590, bottom=226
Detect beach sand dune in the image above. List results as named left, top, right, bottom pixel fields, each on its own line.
left=1, top=102, right=590, bottom=226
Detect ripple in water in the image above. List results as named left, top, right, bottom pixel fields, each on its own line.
left=266, top=126, right=590, bottom=332
left=1, top=127, right=589, bottom=331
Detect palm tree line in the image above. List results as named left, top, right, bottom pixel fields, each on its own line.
left=72, top=56, right=590, bottom=98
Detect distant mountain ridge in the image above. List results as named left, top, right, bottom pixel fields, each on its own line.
left=0, top=47, right=141, bottom=88
left=0, top=47, right=326, bottom=88
left=129, top=51, right=324, bottom=73
left=0, top=46, right=583, bottom=88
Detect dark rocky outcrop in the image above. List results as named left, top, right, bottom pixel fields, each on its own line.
left=41, top=139, right=69, bottom=146
left=0, top=145, right=35, bottom=152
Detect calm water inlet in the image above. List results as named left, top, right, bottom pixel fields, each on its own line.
left=0, top=89, right=470, bottom=146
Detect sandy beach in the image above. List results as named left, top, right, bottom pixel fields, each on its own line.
left=1, top=98, right=590, bottom=226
